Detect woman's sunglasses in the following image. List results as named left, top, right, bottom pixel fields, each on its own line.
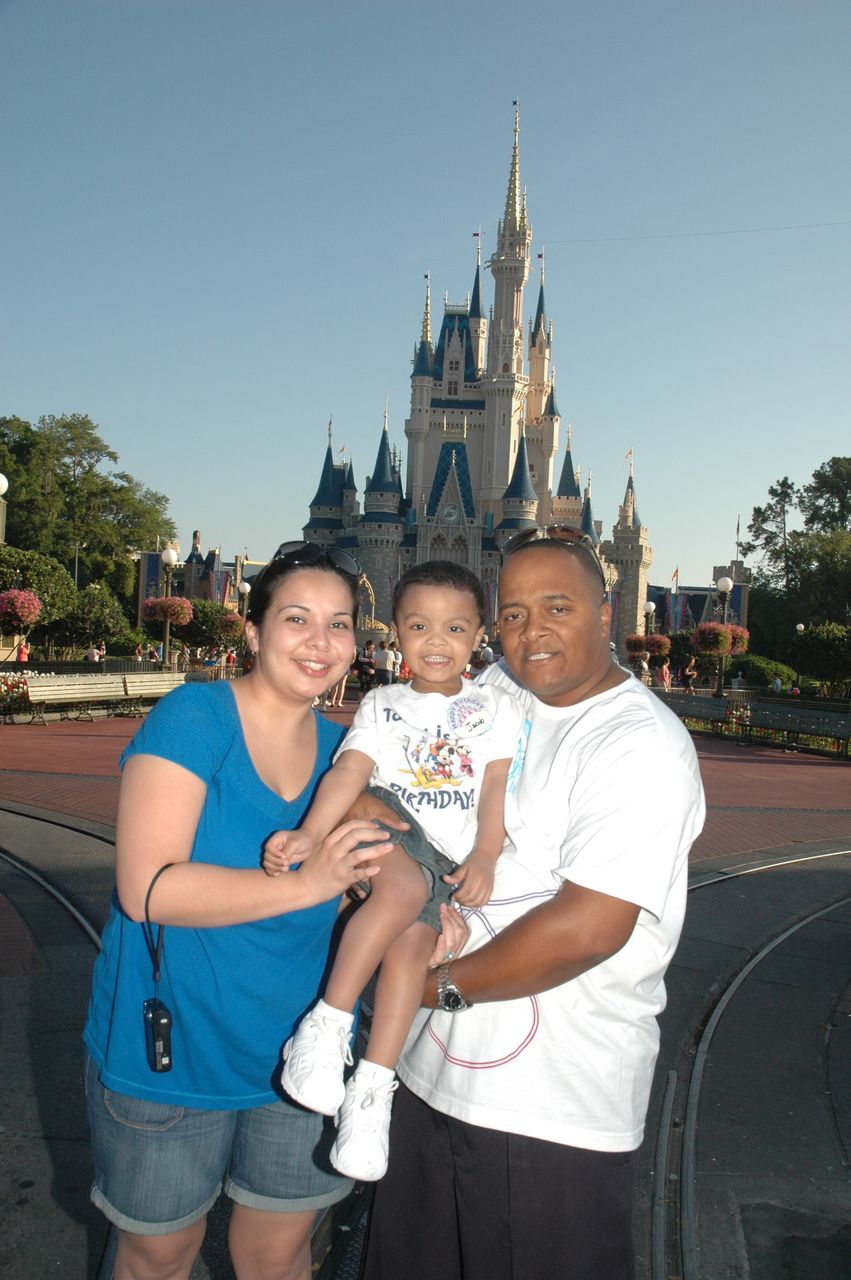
left=272, top=541, right=362, bottom=579
left=501, top=525, right=608, bottom=593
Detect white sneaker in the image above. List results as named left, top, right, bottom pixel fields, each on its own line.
left=281, top=1004, right=353, bottom=1115
left=330, top=1067, right=399, bottom=1181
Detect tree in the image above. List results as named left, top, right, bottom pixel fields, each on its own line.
left=48, top=583, right=132, bottom=653
left=0, top=546, right=76, bottom=624
left=740, top=477, right=798, bottom=591
left=795, top=623, right=851, bottom=697
left=799, top=457, right=851, bottom=532
left=183, top=599, right=237, bottom=650
left=0, top=414, right=177, bottom=605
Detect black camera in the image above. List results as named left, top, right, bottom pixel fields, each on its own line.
left=143, top=999, right=173, bottom=1073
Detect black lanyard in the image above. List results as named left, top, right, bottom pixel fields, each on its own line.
left=141, top=863, right=175, bottom=992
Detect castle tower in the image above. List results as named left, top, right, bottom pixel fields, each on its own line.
left=551, top=421, right=582, bottom=527
left=600, top=458, right=653, bottom=655
left=495, top=429, right=538, bottom=554
left=357, top=409, right=404, bottom=623
left=303, top=421, right=346, bottom=550
left=480, top=106, right=532, bottom=514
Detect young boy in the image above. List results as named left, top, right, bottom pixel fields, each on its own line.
left=262, top=561, right=523, bottom=1181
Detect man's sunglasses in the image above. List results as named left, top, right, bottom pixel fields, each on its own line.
left=273, top=541, right=362, bottom=579
left=501, top=525, right=608, bottom=593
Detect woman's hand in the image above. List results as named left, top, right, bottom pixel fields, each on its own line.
left=296, top=819, right=394, bottom=905
left=428, top=902, right=471, bottom=969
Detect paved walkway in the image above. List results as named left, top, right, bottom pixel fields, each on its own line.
left=0, top=706, right=848, bottom=861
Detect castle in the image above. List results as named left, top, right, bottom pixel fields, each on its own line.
left=302, top=110, right=652, bottom=653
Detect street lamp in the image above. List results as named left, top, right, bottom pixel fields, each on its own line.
left=238, top=578, right=251, bottom=619
left=713, top=575, right=734, bottom=697
left=795, top=622, right=805, bottom=688
left=73, top=542, right=87, bottom=588
left=161, top=547, right=179, bottom=666
left=0, top=472, right=8, bottom=544
left=643, top=600, right=656, bottom=636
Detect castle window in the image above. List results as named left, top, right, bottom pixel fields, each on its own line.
left=448, top=359, right=460, bottom=373
left=447, top=381, right=459, bottom=397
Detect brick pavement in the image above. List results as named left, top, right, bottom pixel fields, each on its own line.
left=0, top=710, right=848, bottom=863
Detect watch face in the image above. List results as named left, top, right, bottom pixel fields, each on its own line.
left=442, top=503, right=460, bottom=525
left=441, top=987, right=466, bottom=1011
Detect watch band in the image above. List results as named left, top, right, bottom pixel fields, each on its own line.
left=435, top=962, right=472, bottom=1011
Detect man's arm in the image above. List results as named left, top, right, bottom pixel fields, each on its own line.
left=423, top=879, right=640, bottom=1006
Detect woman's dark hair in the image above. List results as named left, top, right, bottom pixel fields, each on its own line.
left=247, top=558, right=359, bottom=628
left=393, top=560, right=485, bottom=624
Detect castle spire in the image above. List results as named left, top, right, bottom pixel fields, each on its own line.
left=421, top=273, right=432, bottom=345
left=503, top=102, right=522, bottom=234
left=469, top=250, right=483, bottom=319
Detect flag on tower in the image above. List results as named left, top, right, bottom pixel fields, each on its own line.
left=671, top=566, right=679, bottom=585
left=625, top=448, right=633, bottom=463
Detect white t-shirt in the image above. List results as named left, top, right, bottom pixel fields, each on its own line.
left=340, top=682, right=524, bottom=862
left=399, top=662, right=705, bottom=1151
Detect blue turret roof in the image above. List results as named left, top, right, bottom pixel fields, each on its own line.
left=556, top=444, right=580, bottom=498
left=432, top=310, right=478, bottom=384
left=502, top=433, right=538, bottom=503
left=412, top=337, right=433, bottom=377
left=426, top=443, right=475, bottom=519
left=469, top=263, right=483, bottom=319
left=531, top=281, right=546, bottom=344
left=580, top=493, right=600, bottom=545
left=310, top=445, right=343, bottom=508
left=365, top=428, right=402, bottom=495
left=543, top=382, right=559, bottom=418
left=343, top=460, right=356, bottom=492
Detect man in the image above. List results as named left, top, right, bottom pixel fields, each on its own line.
left=362, top=529, right=705, bottom=1280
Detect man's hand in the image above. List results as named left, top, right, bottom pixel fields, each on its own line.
left=443, top=852, right=496, bottom=908
left=261, top=829, right=316, bottom=877
left=427, top=902, right=471, bottom=969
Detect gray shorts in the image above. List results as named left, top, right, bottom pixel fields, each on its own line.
left=362, top=784, right=459, bottom=933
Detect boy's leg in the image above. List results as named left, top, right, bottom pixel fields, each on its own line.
left=323, top=846, right=429, bottom=1014
left=281, top=848, right=428, bottom=1117
left=364, top=919, right=436, bottom=1068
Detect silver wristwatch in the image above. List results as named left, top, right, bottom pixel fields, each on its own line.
left=435, top=962, right=472, bottom=1012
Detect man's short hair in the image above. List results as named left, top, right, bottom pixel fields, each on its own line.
left=393, top=560, right=486, bottom=624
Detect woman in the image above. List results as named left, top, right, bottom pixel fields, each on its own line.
left=83, top=545, right=405, bottom=1280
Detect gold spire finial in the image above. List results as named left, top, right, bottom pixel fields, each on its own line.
left=504, top=101, right=522, bottom=233
left=421, top=273, right=432, bottom=346
left=327, top=415, right=333, bottom=445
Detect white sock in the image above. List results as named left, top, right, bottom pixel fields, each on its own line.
left=354, top=1060, right=396, bottom=1085
left=314, top=998, right=354, bottom=1029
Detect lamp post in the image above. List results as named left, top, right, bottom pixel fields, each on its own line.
left=238, top=578, right=251, bottom=619
left=0, top=472, right=8, bottom=544
left=795, top=622, right=804, bottom=688
left=161, top=548, right=179, bottom=666
left=643, top=600, right=656, bottom=635
left=713, top=575, right=734, bottom=697
left=73, top=542, right=87, bottom=589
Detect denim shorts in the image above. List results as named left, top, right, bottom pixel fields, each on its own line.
left=363, top=784, right=459, bottom=933
left=84, top=1054, right=353, bottom=1235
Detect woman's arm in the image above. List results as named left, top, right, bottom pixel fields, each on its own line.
left=300, top=750, right=376, bottom=844
left=115, top=755, right=392, bottom=926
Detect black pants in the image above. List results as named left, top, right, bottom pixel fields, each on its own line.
left=361, top=1084, right=637, bottom=1280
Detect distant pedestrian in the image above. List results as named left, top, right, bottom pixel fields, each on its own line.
left=680, top=656, right=697, bottom=694
left=771, top=675, right=782, bottom=694
left=15, top=641, right=29, bottom=664
left=86, top=643, right=100, bottom=663
left=374, top=641, right=394, bottom=687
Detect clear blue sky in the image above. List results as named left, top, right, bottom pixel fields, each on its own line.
left=2, top=0, right=849, bottom=587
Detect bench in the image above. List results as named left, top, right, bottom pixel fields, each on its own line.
left=122, top=672, right=185, bottom=716
left=23, top=675, right=129, bottom=725
left=653, top=691, right=730, bottom=734
left=743, top=702, right=851, bottom=757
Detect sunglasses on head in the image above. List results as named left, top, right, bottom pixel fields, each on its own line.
left=272, top=541, right=362, bottom=579
left=501, top=525, right=608, bottom=593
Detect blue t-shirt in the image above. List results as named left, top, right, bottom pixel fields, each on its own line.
left=83, top=681, right=346, bottom=1109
